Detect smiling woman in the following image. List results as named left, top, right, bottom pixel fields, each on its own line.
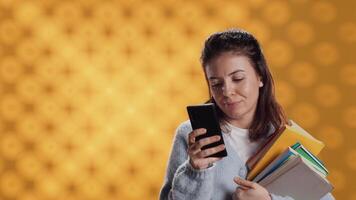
left=201, top=29, right=288, bottom=142
left=159, top=29, right=335, bottom=200
left=205, top=53, right=263, bottom=130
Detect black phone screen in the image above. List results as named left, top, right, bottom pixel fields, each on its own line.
left=186, top=103, right=227, bottom=157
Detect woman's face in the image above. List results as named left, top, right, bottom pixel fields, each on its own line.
left=205, top=52, right=263, bottom=128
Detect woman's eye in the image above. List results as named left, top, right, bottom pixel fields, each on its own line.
left=233, top=78, right=244, bottom=82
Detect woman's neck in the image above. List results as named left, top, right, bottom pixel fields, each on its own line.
left=226, top=118, right=251, bottom=129
left=224, top=111, right=255, bottom=129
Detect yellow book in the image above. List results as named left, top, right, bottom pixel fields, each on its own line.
left=246, top=120, right=324, bottom=181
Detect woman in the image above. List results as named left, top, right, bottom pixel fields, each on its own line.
left=159, top=29, right=334, bottom=200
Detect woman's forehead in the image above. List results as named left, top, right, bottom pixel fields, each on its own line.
left=205, top=53, right=255, bottom=76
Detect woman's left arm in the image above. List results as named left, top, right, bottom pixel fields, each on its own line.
left=233, top=177, right=335, bottom=200
left=271, top=192, right=335, bottom=200
left=320, top=193, right=335, bottom=200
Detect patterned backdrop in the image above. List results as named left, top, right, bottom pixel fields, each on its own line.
left=0, top=0, right=355, bottom=199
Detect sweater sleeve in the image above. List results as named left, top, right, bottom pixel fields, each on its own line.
left=159, top=121, right=216, bottom=200
left=320, top=193, right=335, bottom=200
left=270, top=192, right=335, bottom=200
left=270, top=193, right=294, bottom=200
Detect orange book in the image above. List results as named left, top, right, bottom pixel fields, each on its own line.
left=246, top=120, right=325, bottom=181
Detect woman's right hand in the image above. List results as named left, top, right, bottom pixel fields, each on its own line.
left=188, top=128, right=226, bottom=170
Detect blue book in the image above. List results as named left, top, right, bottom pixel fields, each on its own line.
left=254, top=142, right=328, bottom=183
left=253, top=147, right=297, bottom=183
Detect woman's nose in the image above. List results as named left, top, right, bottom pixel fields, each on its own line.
left=222, top=83, right=235, bottom=97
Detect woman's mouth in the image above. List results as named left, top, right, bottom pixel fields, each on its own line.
left=224, top=101, right=242, bottom=108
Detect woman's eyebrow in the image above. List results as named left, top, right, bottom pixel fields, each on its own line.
left=208, top=69, right=245, bottom=80
left=228, top=69, right=245, bottom=76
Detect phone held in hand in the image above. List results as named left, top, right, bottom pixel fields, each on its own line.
left=186, top=103, right=228, bottom=158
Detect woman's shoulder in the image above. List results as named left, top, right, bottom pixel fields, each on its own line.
left=265, top=120, right=291, bottom=138
left=171, top=120, right=193, bottom=144
left=175, top=120, right=193, bottom=136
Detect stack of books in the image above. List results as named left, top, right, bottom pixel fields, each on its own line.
left=246, top=121, right=333, bottom=200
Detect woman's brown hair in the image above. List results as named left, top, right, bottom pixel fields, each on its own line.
left=200, top=28, right=289, bottom=141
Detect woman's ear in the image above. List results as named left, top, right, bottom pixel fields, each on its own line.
left=259, top=81, right=263, bottom=87
left=258, top=75, right=263, bottom=87
left=258, top=76, right=264, bottom=87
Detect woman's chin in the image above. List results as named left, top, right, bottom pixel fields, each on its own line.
left=225, top=112, right=242, bottom=121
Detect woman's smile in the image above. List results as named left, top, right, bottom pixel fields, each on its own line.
left=223, top=100, right=243, bottom=109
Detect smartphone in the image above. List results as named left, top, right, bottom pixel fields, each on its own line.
left=186, top=103, right=227, bottom=158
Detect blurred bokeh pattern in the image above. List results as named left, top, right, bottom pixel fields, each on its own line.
left=0, top=0, right=356, bottom=199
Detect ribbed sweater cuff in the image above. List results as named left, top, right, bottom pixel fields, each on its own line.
left=185, top=160, right=216, bottom=180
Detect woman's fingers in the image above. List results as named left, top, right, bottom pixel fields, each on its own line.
left=233, top=177, right=271, bottom=200
left=197, top=144, right=225, bottom=158
left=234, top=188, right=242, bottom=199
left=189, top=142, right=225, bottom=159
left=233, top=177, right=256, bottom=189
left=194, top=135, right=221, bottom=149
left=237, top=185, right=250, bottom=191
left=188, top=129, right=224, bottom=169
left=188, top=131, right=222, bottom=156
left=188, top=128, right=206, bottom=145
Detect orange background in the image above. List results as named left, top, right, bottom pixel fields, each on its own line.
left=0, top=0, right=355, bottom=199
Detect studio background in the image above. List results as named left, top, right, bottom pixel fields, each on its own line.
left=0, top=0, right=355, bottom=199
